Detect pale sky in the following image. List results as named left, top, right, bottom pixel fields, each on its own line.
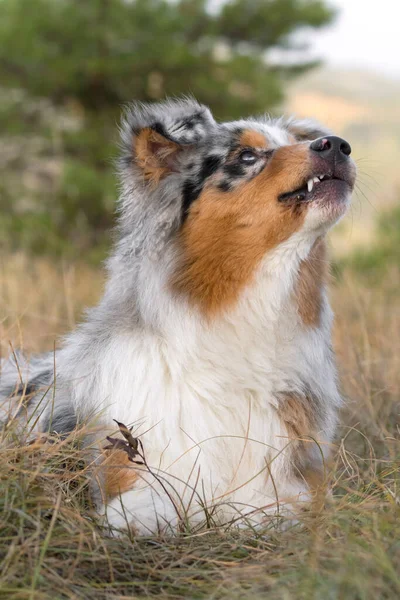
left=212, top=0, right=400, bottom=79
left=310, top=0, right=400, bottom=78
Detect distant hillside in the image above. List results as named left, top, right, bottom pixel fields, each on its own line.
left=284, top=68, right=400, bottom=252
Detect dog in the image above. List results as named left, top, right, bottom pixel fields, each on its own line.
left=0, top=98, right=356, bottom=535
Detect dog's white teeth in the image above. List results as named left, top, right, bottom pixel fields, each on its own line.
left=307, top=176, right=323, bottom=192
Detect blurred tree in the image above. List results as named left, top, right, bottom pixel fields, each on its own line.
left=0, top=0, right=334, bottom=258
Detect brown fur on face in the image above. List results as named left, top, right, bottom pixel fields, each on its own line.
left=135, top=128, right=180, bottom=184
left=173, top=141, right=313, bottom=316
left=295, top=238, right=329, bottom=327
left=239, top=130, right=269, bottom=148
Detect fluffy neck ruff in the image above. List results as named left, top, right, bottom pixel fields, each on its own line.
left=125, top=227, right=327, bottom=338
left=61, top=227, right=334, bottom=432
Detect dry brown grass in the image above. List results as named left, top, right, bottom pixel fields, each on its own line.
left=0, top=254, right=103, bottom=357
left=0, top=254, right=399, bottom=599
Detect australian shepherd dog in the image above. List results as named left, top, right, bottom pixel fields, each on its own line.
left=0, top=98, right=356, bottom=535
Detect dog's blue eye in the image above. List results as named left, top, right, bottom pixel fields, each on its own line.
left=239, top=150, right=257, bottom=164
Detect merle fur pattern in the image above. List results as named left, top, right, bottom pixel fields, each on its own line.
left=0, top=98, right=327, bottom=438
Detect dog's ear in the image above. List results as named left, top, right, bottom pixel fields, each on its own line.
left=282, top=116, right=332, bottom=142
left=120, top=99, right=216, bottom=184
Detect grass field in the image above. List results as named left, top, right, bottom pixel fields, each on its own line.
left=0, top=254, right=399, bottom=599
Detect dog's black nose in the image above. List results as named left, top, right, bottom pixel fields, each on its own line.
left=310, top=135, right=351, bottom=161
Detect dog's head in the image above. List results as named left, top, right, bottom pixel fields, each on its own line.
left=118, top=98, right=356, bottom=316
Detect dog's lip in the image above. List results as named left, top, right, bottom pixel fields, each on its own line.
left=278, top=172, right=350, bottom=203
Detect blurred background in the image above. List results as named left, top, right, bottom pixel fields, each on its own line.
left=0, top=0, right=399, bottom=271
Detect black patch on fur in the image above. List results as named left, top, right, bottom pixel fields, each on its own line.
left=11, top=382, right=37, bottom=397
left=181, top=154, right=222, bottom=221
left=199, top=155, right=222, bottom=181
left=151, top=113, right=205, bottom=142
left=43, top=408, right=77, bottom=437
left=182, top=180, right=202, bottom=220
left=218, top=180, right=232, bottom=192
left=9, top=368, right=52, bottom=400
left=30, top=370, right=53, bottom=393
left=151, top=121, right=175, bottom=142
left=223, top=163, right=245, bottom=178
left=231, top=127, right=243, bottom=139
left=180, top=111, right=204, bottom=128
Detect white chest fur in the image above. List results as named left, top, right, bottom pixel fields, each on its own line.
left=57, top=233, right=341, bottom=532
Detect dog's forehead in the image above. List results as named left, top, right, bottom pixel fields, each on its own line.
left=220, top=119, right=292, bottom=148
